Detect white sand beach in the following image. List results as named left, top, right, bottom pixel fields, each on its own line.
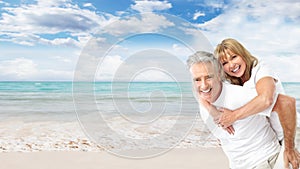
left=0, top=148, right=228, bottom=169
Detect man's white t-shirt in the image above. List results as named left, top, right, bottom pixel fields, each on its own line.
left=199, top=82, right=281, bottom=169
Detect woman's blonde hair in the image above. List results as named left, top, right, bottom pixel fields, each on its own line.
left=214, top=38, right=258, bottom=85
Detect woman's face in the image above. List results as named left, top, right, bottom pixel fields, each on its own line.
left=220, top=49, right=246, bottom=78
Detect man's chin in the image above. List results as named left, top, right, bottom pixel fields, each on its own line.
left=200, top=96, right=211, bottom=103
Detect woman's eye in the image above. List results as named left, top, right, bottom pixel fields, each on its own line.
left=222, top=62, right=228, bottom=66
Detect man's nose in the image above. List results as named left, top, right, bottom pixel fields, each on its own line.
left=200, top=80, right=208, bottom=89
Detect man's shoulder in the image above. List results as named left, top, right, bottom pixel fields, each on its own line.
left=213, top=82, right=257, bottom=109
left=221, top=82, right=252, bottom=93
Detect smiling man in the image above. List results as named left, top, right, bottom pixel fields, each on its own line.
left=187, top=51, right=281, bottom=169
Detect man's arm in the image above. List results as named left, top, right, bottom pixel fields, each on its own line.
left=274, top=94, right=300, bottom=169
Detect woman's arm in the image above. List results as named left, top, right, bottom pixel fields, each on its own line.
left=219, top=76, right=276, bottom=127
left=200, top=98, right=235, bottom=135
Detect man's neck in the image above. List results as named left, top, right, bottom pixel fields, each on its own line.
left=210, top=81, right=223, bottom=104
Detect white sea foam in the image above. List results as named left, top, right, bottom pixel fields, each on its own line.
left=0, top=116, right=219, bottom=153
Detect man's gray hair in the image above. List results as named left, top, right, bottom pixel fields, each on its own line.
left=187, top=51, right=224, bottom=80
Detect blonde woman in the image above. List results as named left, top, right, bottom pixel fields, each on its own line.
left=214, top=38, right=299, bottom=169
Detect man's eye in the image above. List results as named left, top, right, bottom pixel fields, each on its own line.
left=195, top=77, right=204, bottom=82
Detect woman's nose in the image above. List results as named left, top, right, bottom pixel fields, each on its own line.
left=229, top=61, right=235, bottom=68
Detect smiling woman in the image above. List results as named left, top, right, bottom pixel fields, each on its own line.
left=215, top=38, right=300, bottom=169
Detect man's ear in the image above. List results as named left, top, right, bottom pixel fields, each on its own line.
left=217, top=70, right=224, bottom=81
left=213, top=71, right=221, bottom=81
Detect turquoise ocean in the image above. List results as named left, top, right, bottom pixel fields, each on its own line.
left=0, top=81, right=299, bottom=119
left=0, top=81, right=198, bottom=121
left=0, top=81, right=299, bottom=152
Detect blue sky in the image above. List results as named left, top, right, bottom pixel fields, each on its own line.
left=0, top=0, right=299, bottom=82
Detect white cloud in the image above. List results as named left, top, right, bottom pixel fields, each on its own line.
left=198, top=0, right=300, bottom=50
left=193, top=11, right=205, bottom=20
left=1, top=32, right=81, bottom=47
left=1, top=0, right=298, bottom=82
left=0, top=58, right=38, bottom=80
left=83, top=3, right=96, bottom=10
left=195, top=0, right=300, bottom=82
left=0, top=0, right=9, bottom=6
left=180, top=26, right=214, bottom=53
left=0, top=0, right=115, bottom=47
left=132, top=69, right=174, bottom=82
left=263, top=55, right=300, bottom=82
left=0, top=1, right=174, bottom=47
left=0, top=57, right=75, bottom=81
left=131, top=0, right=172, bottom=13
left=53, top=55, right=73, bottom=63
left=95, top=55, right=124, bottom=81
left=170, top=44, right=195, bottom=60
left=44, top=37, right=81, bottom=47
left=108, top=50, right=190, bottom=82
left=36, top=0, right=72, bottom=7
left=104, top=13, right=174, bottom=36
left=201, top=0, right=225, bottom=9
left=37, top=69, right=74, bottom=81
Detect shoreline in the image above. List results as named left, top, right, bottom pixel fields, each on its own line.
left=0, top=118, right=220, bottom=152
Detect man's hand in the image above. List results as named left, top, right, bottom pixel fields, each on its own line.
left=218, top=107, right=238, bottom=128
left=284, top=148, right=300, bottom=169
left=224, top=125, right=235, bottom=135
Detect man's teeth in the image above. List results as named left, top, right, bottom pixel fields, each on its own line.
left=232, top=66, right=239, bottom=73
left=202, top=88, right=211, bottom=93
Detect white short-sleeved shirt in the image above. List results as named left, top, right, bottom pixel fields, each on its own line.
left=244, top=60, right=285, bottom=94
left=244, top=60, right=284, bottom=139
left=199, top=82, right=280, bottom=169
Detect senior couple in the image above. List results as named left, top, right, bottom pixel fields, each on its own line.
left=187, top=38, right=300, bottom=169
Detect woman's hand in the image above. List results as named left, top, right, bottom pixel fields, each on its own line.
left=218, top=107, right=238, bottom=128
left=199, top=99, right=235, bottom=135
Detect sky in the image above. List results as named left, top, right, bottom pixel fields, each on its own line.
left=0, top=0, right=299, bottom=82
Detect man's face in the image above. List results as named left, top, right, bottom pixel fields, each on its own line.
left=190, top=62, right=222, bottom=103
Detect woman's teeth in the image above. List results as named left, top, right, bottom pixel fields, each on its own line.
left=232, top=66, right=239, bottom=73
